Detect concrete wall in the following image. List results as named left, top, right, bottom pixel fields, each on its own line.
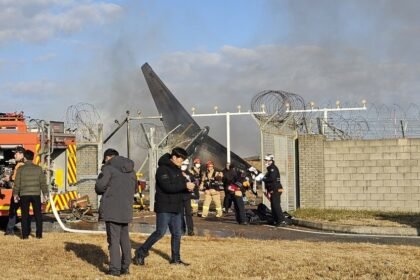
left=76, top=144, right=100, bottom=209
left=299, top=136, right=420, bottom=212
left=298, top=135, right=325, bottom=208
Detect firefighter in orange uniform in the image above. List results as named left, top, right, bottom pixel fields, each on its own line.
left=200, top=160, right=223, bottom=218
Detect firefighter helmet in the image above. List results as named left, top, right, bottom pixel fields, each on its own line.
left=193, top=158, right=201, bottom=164
left=264, top=154, right=274, bottom=161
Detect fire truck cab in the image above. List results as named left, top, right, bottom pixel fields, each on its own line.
left=0, top=112, right=76, bottom=216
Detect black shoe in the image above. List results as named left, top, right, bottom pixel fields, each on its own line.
left=36, top=235, right=42, bottom=239
left=275, top=221, right=288, bottom=227
left=120, top=268, right=129, bottom=275
left=132, top=249, right=148, bottom=266
left=169, top=260, right=190, bottom=266
left=187, top=231, right=195, bottom=236
left=106, top=270, right=120, bottom=277
left=4, top=231, right=14, bottom=236
left=21, top=236, right=29, bottom=240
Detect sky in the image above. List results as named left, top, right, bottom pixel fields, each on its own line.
left=1, top=0, right=420, bottom=163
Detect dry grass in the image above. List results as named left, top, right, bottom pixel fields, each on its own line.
left=1, top=232, right=419, bottom=279
left=291, top=208, right=420, bottom=228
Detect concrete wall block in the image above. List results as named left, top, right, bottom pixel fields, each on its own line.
left=390, top=173, right=404, bottom=180
left=350, top=186, right=364, bottom=193
left=397, top=193, right=412, bottom=201
left=325, top=174, right=337, bottom=181
left=384, top=166, right=398, bottom=173
left=350, top=173, right=364, bottom=181
left=397, top=153, right=411, bottom=160
left=344, top=193, right=358, bottom=200
left=383, top=153, right=397, bottom=160
left=357, top=193, right=368, bottom=200
left=324, top=161, right=337, bottom=168
left=390, top=200, right=406, bottom=208
left=403, top=173, right=418, bottom=180
left=337, top=174, right=351, bottom=181
left=410, top=152, right=420, bottom=160
left=365, top=200, right=378, bottom=207
left=364, top=174, right=377, bottom=180
left=390, top=160, right=407, bottom=167
left=377, top=173, right=391, bottom=180
left=356, top=167, right=371, bottom=173
left=337, top=200, right=352, bottom=207
left=356, top=180, right=367, bottom=187
left=330, top=180, right=344, bottom=187
left=370, top=193, right=384, bottom=200
left=364, top=186, right=378, bottom=193
left=369, top=154, right=383, bottom=160
left=378, top=200, right=391, bottom=207
left=404, top=186, right=419, bottom=193
left=325, top=200, right=338, bottom=207
left=350, top=200, right=365, bottom=207
left=404, top=200, right=419, bottom=208
left=331, top=193, right=344, bottom=200
left=356, top=153, right=370, bottom=160
left=343, top=167, right=357, bottom=174
left=390, top=186, right=401, bottom=193
left=383, top=180, right=398, bottom=187
left=377, top=186, right=391, bottom=193
left=325, top=187, right=338, bottom=194
left=374, top=160, right=390, bottom=167
left=397, top=166, right=411, bottom=173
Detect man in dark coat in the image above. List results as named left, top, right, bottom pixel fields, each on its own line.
left=262, top=154, right=287, bottom=227
left=95, top=148, right=137, bottom=276
left=133, top=147, right=195, bottom=266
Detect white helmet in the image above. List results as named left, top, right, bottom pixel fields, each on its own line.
left=248, top=166, right=257, bottom=173
left=264, top=154, right=274, bottom=161
left=182, top=159, right=190, bottom=165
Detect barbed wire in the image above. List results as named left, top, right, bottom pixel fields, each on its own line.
left=251, top=90, right=420, bottom=140
left=66, top=103, right=102, bottom=142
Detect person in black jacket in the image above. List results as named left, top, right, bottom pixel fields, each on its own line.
left=222, top=162, right=237, bottom=213
left=262, top=154, right=287, bottom=227
left=133, top=147, right=195, bottom=266
left=95, top=148, right=137, bottom=276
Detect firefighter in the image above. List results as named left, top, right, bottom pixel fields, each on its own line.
left=263, top=154, right=287, bottom=227
left=200, top=160, right=223, bottom=218
left=4, top=146, right=25, bottom=236
left=189, top=158, right=202, bottom=215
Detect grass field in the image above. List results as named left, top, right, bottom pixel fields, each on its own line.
left=291, top=208, right=420, bottom=228
left=1, top=232, right=419, bottom=279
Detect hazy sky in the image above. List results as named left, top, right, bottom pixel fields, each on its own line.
left=1, top=0, right=420, bottom=160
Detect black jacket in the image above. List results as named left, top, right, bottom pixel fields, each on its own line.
left=154, top=153, right=187, bottom=213
left=95, top=156, right=137, bottom=223
left=263, top=162, right=282, bottom=192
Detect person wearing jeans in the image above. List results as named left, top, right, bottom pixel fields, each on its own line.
left=133, top=147, right=195, bottom=266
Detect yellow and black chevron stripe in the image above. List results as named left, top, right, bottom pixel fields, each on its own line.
left=67, top=144, right=77, bottom=185
left=45, top=191, right=79, bottom=212
left=35, top=144, right=41, bottom=165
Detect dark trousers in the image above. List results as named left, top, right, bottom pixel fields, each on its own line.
left=106, top=222, right=131, bottom=273
left=20, top=195, right=42, bottom=238
left=223, top=190, right=233, bottom=211
left=182, top=199, right=194, bottom=234
left=137, top=212, right=182, bottom=261
left=270, top=191, right=286, bottom=224
left=6, top=196, right=21, bottom=233
left=232, top=194, right=247, bottom=223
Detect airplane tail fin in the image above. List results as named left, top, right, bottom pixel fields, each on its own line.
left=141, top=63, right=201, bottom=139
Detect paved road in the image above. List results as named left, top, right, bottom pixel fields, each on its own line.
left=131, top=212, right=420, bottom=247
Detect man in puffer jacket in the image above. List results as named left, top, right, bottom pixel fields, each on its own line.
left=95, top=148, right=137, bottom=276
left=133, top=147, right=195, bottom=266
